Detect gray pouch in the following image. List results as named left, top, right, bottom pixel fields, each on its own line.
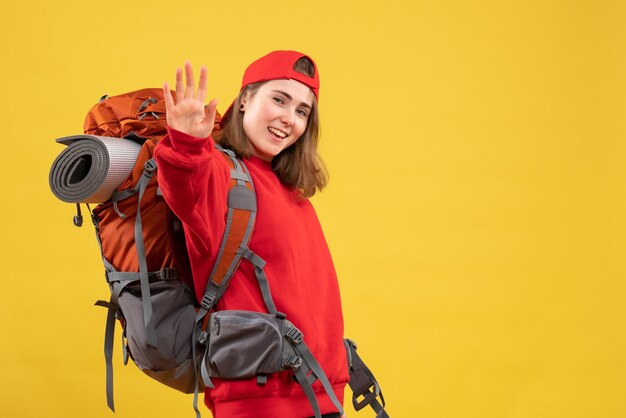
left=117, top=280, right=198, bottom=372
left=204, top=310, right=290, bottom=379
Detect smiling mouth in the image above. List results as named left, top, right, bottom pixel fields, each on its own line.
left=268, top=126, right=287, bottom=139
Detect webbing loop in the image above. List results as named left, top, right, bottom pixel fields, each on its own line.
left=345, top=338, right=390, bottom=417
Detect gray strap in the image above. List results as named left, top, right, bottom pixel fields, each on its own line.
left=107, top=269, right=179, bottom=284
left=111, top=185, right=140, bottom=218
left=230, top=169, right=250, bottom=182
left=293, top=366, right=322, bottom=418
left=215, top=143, right=234, bottom=157
left=191, top=313, right=205, bottom=418
left=192, top=378, right=202, bottom=418
left=102, top=303, right=117, bottom=412
left=285, top=326, right=343, bottom=416
left=200, top=348, right=215, bottom=389
left=135, top=159, right=158, bottom=348
left=193, top=307, right=215, bottom=390
left=239, top=247, right=266, bottom=269
left=93, top=273, right=138, bottom=413
left=201, top=153, right=257, bottom=311
left=106, top=272, right=140, bottom=283
left=241, top=249, right=277, bottom=314
left=298, top=342, right=343, bottom=415
left=112, top=188, right=138, bottom=203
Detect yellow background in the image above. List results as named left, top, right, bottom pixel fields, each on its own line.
left=1, top=0, right=624, bottom=417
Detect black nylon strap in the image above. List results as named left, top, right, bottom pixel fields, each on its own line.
left=345, top=339, right=389, bottom=417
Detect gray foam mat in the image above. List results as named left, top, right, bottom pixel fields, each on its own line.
left=49, top=135, right=142, bottom=203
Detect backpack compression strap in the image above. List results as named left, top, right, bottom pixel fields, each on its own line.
left=344, top=339, right=390, bottom=418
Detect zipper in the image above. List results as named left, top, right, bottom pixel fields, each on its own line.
left=213, top=316, right=221, bottom=336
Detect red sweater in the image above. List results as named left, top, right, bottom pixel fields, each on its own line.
left=154, top=127, right=349, bottom=418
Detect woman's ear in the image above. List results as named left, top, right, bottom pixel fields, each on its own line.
left=239, top=88, right=249, bottom=111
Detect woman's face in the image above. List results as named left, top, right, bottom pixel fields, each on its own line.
left=241, top=79, right=314, bottom=161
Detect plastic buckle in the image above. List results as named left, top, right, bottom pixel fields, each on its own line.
left=201, top=292, right=216, bottom=310
left=284, top=355, right=303, bottom=371
left=143, top=159, right=157, bottom=174
left=285, top=327, right=303, bottom=344
left=352, top=381, right=382, bottom=411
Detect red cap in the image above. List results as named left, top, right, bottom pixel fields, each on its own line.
left=241, top=50, right=320, bottom=99
left=220, top=50, right=320, bottom=128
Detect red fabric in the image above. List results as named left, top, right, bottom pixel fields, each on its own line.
left=242, top=50, right=320, bottom=100
left=153, top=126, right=349, bottom=418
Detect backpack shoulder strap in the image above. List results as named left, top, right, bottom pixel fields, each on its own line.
left=199, top=145, right=262, bottom=312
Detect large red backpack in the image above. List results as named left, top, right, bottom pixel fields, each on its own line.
left=51, top=89, right=229, bottom=410
left=49, top=89, right=389, bottom=418
left=86, top=89, right=195, bottom=292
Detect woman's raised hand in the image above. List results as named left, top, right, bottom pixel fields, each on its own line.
left=163, top=61, right=218, bottom=139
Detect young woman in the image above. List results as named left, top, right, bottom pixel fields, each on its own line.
left=154, top=51, right=349, bottom=418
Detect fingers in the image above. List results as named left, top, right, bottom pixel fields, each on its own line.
left=170, top=61, right=212, bottom=109
left=196, top=65, right=208, bottom=103
left=185, top=61, right=195, bottom=100
left=163, top=82, right=175, bottom=115
left=175, top=67, right=183, bottom=104
left=206, top=98, right=218, bottom=113
left=205, top=98, right=218, bottom=124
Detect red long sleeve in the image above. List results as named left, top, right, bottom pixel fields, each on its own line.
left=154, top=126, right=349, bottom=418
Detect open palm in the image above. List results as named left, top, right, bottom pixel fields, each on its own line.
left=163, top=61, right=218, bottom=139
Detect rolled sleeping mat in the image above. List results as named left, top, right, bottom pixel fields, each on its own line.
left=49, top=135, right=142, bottom=203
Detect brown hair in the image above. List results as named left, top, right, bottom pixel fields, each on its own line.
left=214, top=57, right=328, bottom=197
